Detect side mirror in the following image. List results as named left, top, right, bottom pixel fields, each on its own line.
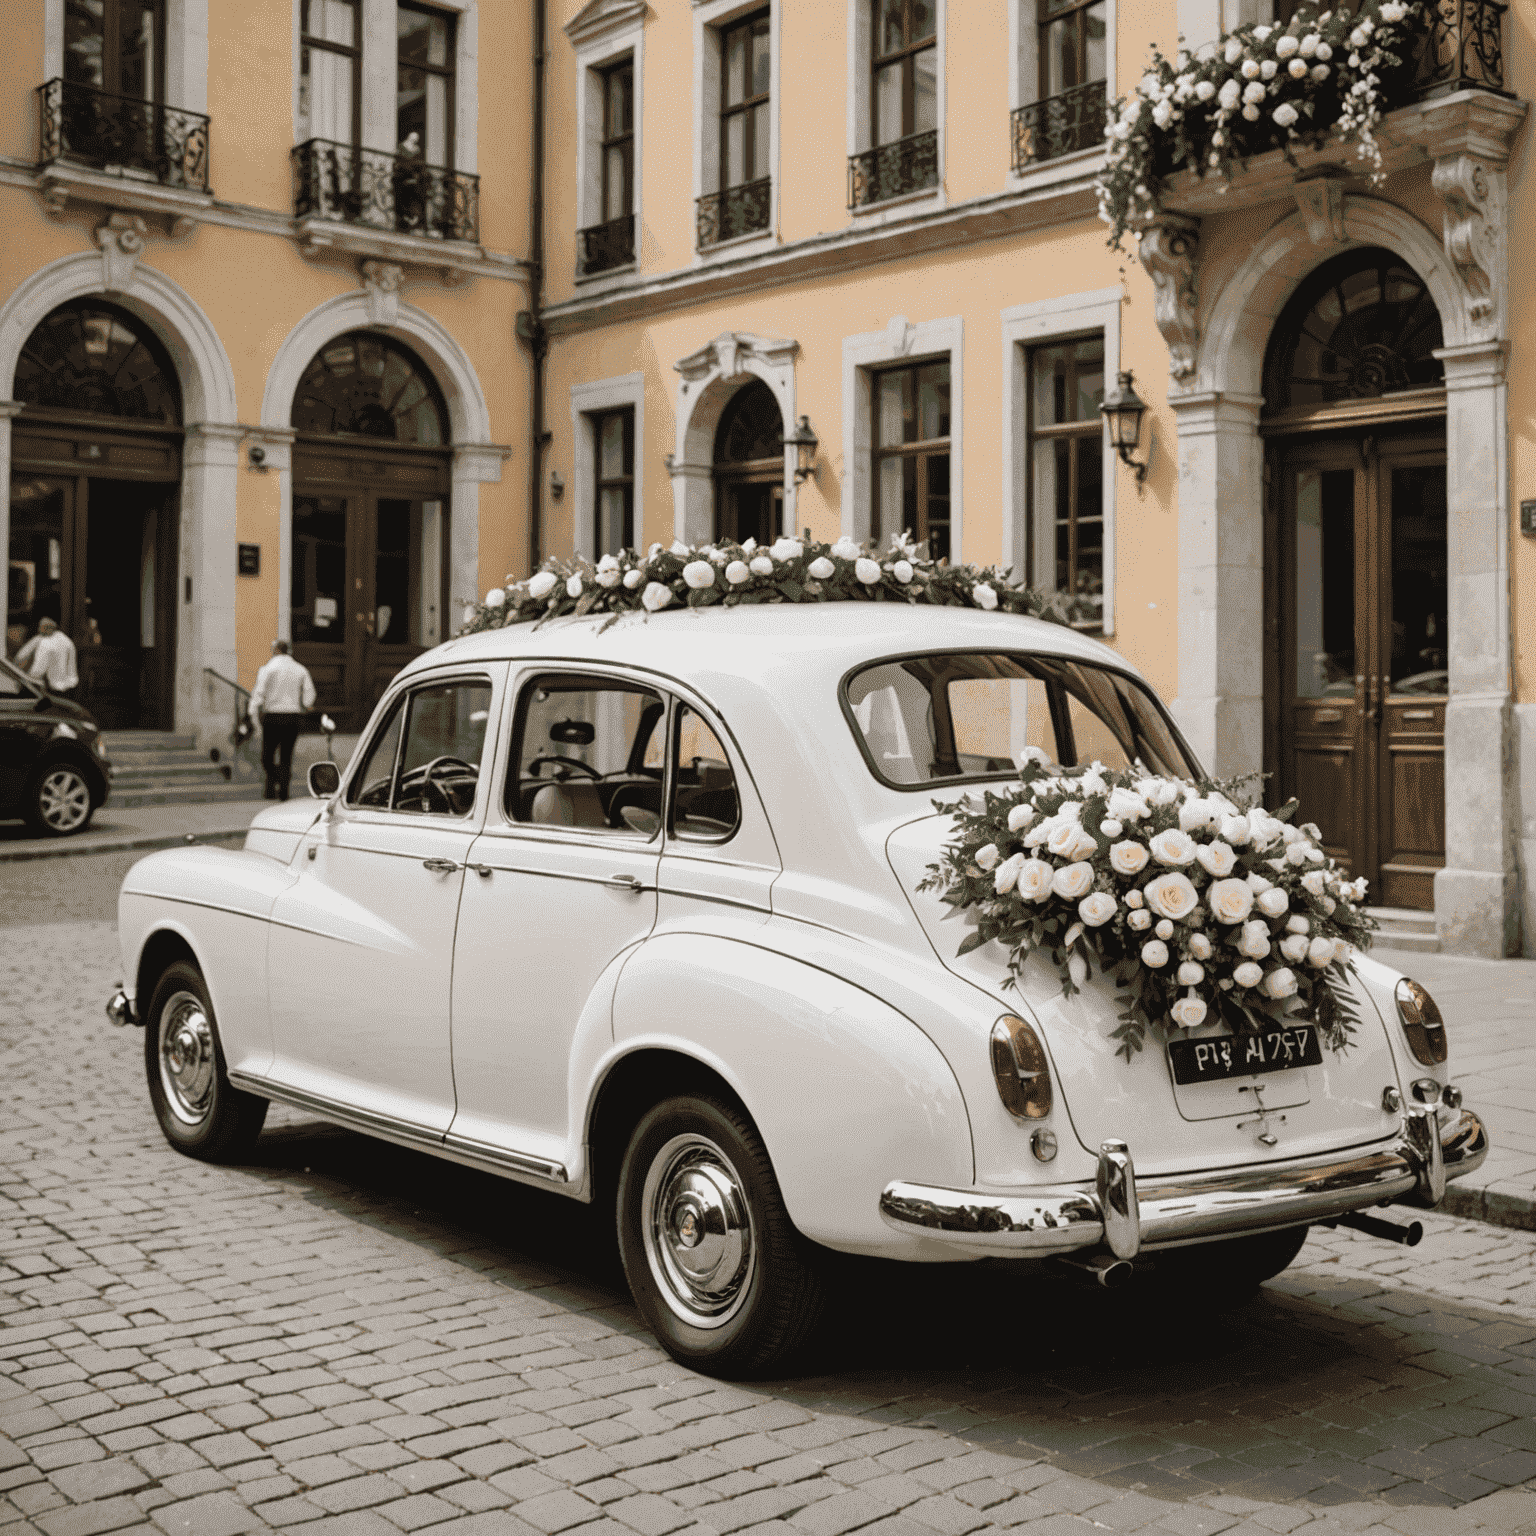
left=308, top=760, right=341, bottom=799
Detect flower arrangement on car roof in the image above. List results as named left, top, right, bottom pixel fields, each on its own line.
left=459, top=533, right=1084, bottom=633
left=920, top=754, right=1376, bottom=1061
left=1097, top=0, right=1418, bottom=253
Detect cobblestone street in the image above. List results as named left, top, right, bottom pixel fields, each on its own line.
left=3, top=882, right=1536, bottom=1536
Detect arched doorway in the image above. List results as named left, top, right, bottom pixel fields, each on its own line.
left=7, top=300, right=182, bottom=728
left=1262, top=246, right=1448, bottom=910
left=712, top=379, right=783, bottom=546
left=289, top=331, right=451, bottom=728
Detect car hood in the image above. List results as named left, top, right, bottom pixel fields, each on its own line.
left=886, top=812, right=1408, bottom=1177
left=244, top=798, right=323, bottom=862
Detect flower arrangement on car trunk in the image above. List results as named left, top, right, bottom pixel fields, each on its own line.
left=920, top=754, right=1377, bottom=1061
left=460, top=533, right=1079, bottom=633
left=1097, top=0, right=1417, bottom=253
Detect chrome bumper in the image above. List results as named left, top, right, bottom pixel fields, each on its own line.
left=105, top=988, right=138, bottom=1028
left=879, top=1104, right=1488, bottom=1259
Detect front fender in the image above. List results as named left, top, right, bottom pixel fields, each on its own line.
left=609, top=932, right=974, bottom=1258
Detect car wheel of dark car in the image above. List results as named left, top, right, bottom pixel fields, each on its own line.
left=618, top=1094, right=826, bottom=1378
left=1151, top=1223, right=1310, bottom=1298
left=144, top=961, right=268, bottom=1163
left=27, top=762, right=95, bottom=836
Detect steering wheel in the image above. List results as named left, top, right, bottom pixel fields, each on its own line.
left=418, top=754, right=476, bottom=812
left=528, top=754, right=602, bottom=779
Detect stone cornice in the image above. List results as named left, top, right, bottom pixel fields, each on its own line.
left=564, top=0, right=649, bottom=49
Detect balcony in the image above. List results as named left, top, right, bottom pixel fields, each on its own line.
left=1012, top=82, right=1108, bottom=172
left=1411, top=0, right=1507, bottom=95
left=292, top=138, right=479, bottom=244
left=847, top=129, right=939, bottom=210
left=578, top=213, right=636, bottom=276
left=37, top=78, right=209, bottom=192
left=696, top=177, right=771, bottom=249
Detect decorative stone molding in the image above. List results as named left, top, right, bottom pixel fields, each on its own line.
left=39, top=177, right=70, bottom=218
left=1138, top=215, right=1201, bottom=380
left=675, top=331, right=800, bottom=393
left=1432, top=153, right=1501, bottom=332
left=360, top=260, right=405, bottom=327
left=1293, top=172, right=1347, bottom=247
left=564, top=0, right=649, bottom=48
left=96, top=212, right=148, bottom=293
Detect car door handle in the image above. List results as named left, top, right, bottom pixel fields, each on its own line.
left=422, top=857, right=460, bottom=874
left=469, top=863, right=493, bottom=877
left=606, top=873, right=647, bottom=893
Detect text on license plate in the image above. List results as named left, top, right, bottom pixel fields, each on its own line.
left=1167, top=1025, right=1323, bottom=1085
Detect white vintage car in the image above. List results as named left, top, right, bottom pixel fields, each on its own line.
left=111, top=605, right=1487, bottom=1375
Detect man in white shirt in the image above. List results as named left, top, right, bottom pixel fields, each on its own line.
left=249, top=639, right=317, bottom=800
left=14, top=618, right=79, bottom=697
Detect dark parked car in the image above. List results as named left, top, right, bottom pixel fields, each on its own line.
left=0, top=656, right=112, bottom=835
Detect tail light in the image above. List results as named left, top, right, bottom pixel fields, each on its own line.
left=990, top=1015, right=1053, bottom=1121
left=1394, top=977, right=1448, bottom=1066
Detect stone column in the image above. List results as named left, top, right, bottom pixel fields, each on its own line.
left=0, top=402, right=22, bottom=649
left=180, top=422, right=243, bottom=750
left=669, top=461, right=713, bottom=545
left=451, top=443, right=512, bottom=623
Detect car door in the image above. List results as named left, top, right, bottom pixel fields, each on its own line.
left=265, top=666, right=504, bottom=1135
left=446, top=668, right=664, bottom=1177
left=0, top=662, right=46, bottom=807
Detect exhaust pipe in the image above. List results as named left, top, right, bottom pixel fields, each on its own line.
left=1322, top=1210, right=1423, bottom=1246
left=1051, top=1252, right=1134, bottom=1288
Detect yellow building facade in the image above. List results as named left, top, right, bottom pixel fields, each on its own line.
left=1, top=0, right=531, bottom=743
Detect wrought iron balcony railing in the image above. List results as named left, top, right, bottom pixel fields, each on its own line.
left=37, top=78, right=209, bottom=192
left=847, top=129, right=939, bottom=209
left=1011, top=82, right=1109, bottom=172
left=292, top=138, right=480, bottom=242
left=697, top=176, right=771, bottom=249
left=1411, top=0, right=1506, bottom=95
left=578, top=213, right=636, bottom=275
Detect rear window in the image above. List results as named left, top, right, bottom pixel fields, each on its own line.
left=843, top=652, right=1196, bottom=788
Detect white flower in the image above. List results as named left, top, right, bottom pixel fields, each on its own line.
left=1218, top=814, right=1251, bottom=846
left=1189, top=932, right=1213, bottom=960
left=1308, top=935, right=1336, bottom=968
left=1273, top=102, right=1299, bottom=128
left=1079, top=765, right=1108, bottom=795
left=1242, top=104, right=1261, bottom=120
left=1281, top=933, right=1310, bottom=963
left=1289, top=57, right=1309, bottom=77
left=1253, top=23, right=1272, bottom=39
left=1207, top=878, right=1255, bottom=925
left=1145, top=778, right=1181, bottom=808
left=741, top=537, right=758, bottom=552
left=1068, top=951, right=1089, bottom=987
left=1195, top=79, right=1216, bottom=100
left=973, top=583, right=999, bottom=610
left=682, top=560, right=716, bottom=590
left=1007, top=803, right=1036, bottom=833
left=1233, top=961, right=1264, bottom=988
left=1195, top=841, right=1238, bottom=879
left=484, top=587, right=506, bottom=608
left=1260, top=58, right=1278, bottom=79
left=1171, top=993, right=1208, bottom=1029
left=1311, top=63, right=1331, bottom=81
left=1140, top=71, right=1161, bottom=94
left=1285, top=840, right=1312, bottom=866
left=1224, top=37, right=1243, bottom=64
left=1242, top=58, right=1261, bottom=78
left=1110, top=839, right=1151, bottom=875
left=1380, top=1, right=1406, bottom=19
left=1101, top=818, right=1124, bottom=838
left=1257, top=887, right=1290, bottom=918
left=993, top=852, right=1026, bottom=894
left=1321, top=895, right=1337, bottom=915
left=528, top=570, right=558, bottom=599
left=770, top=537, right=803, bottom=561
left=1149, top=828, right=1198, bottom=867
left=1048, top=823, right=1099, bottom=863
left=320, top=714, right=336, bottom=733
left=1017, top=858, right=1056, bottom=903
left=1052, top=862, right=1095, bottom=901
left=1124, top=889, right=1144, bottom=909
left=1333, top=937, right=1353, bottom=963
left=807, top=556, right=835, bottom=580
left=641, top=581, right=674, bottom=612
left=1218, top=78, right=1242, bottom=110
left=561, top=573, right=580, bottom=598
left=1300, top=32, right=1319, bottom=56
left=1141, top=939, right=1170, bottom=969
left=1145, top=872, right=1200, bottom=921
left=1246, top=872, right=1273, bottom=894
left=1262, top=966, right=1299, bottom=999
left=1315, top=41, right=1332, bottom=60
left=597, top=567, right=623, bottom=588
left=1155, top=918, right=1175, bottom=940
left=1152, top=102, right=1173, bottom=128
left=1128, top=908, right=1152, bottom=931
left=1305, top=846, right=1325, bottom=863
left=1079, top=891, right=1117, bottom=927
left=462, top=604, right=478, bottom=626
left=749, top=554, right=774, bottom=576
left=893, top=559, right=914, bottom=584
left=974, top=843, right=1001, bottom=872
left=1275, top=33, right=1299, bottom=58
left=623, top=569, right=644, bottom=589
left=831, top=536, right=861, bottom=560
left=1238, top=920, right=1272, bottom=959
left=1107, top=786, right=1149, bottom=823
left=725, top=560, right=751, bottom=585
left=1349, top=25, right=1369, bottom=48
left=1243, top=79, right=1267, bottom=103
left=1286, top=914, right=1310, bottom=935
left=855, top=557, right=882, bottom=585
left=1177, top=960, right=1205, bottom=986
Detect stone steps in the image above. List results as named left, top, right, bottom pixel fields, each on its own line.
left=1365, top=905, right=1440, bottom=954
left=103, top=731, right=264, bottom=809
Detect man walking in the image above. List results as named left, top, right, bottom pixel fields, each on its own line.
left=14, top=618, right=79, bottom=697
left=249, top=639, right=316, bottom=801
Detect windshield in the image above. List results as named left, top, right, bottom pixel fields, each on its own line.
left=844, top=651, right=1198, bottom=787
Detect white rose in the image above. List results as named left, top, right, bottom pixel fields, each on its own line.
left=1107, top=787, right=1149, bottom=823
left=1244, top=79, right=1267, bottom=103
left=974, top=843, right=1001, bottom=872
left=1206, top=878, right=1254, bottom=925
left=994, top=852, right=1026, bottom=894
left=1246, top=872, right=1273, bottom=894
left=1110, top=839, right=1150, bottom=875
left=1052, top=862, right=1095, bottom=901
left=1315, top=42, right=1333, bottom=60
left=1140, top=71, right=1161, bottom=94
left=749, top=555, right=774, bottom=576
left=1321, top=896, right=1337, bottom=915
left=1195, top=79, right=1216, bottom=100
left=1242, top=104, right=1261, bottom=121
left=972, top=583, right=999, bottom=611
left=1237, top=920, right=1272, bottom=959
left=1101, top=819, right=1123, bottom=838
left=1149, top=828, right=1198, bottom=867
left=1300, top=33, right=1318, bottom=56
left=528, top=571, right=558, bottom=599
left=641, top=581, right=674, bottom=612
left=1016, top=858, right=1056, bottom=903
left=669, top=540, right=690, bottom=556
left=1007, top=803, right=1036, bottom=833
left=1253, top=23, right=1273, bottom=39
left=1333, top=937, right=1353, bottom=963
left=597, top=567, right=622, bottom=588
left=1189, top=932, right=1213, bottom=960
left=1305, top=846, right=1325, bottom=863
left=1281, top=824, right=1302, bottom=845
left=1128, top=908, right=1152, bottom=931
left=679, top=560, right=713, bottom=591
left=892, top=559, right=914, bottom=583
left=1260, top=59, right=1278, bottom=78
left=1257, top=887, right=1290, bottom=918
left=855, top=558, right=882, bottom=584
left=1262, top=966, right=1299, bottom=999
left=1281, top=933, right=1310, bottom=963
left=597, top=553, right=620, bottom=571
left=1145, top=872, right=1199, bottom=921
left=1048, top=823, right=1098, bottom=863
left=807, top=556, right=835, bottom=580
left=1141, top=940, right=1170, bottom=969
left=1286, top=915, right=1310, bottom=935
left=1124, top=889, right=1144, bottom=909
left=1275, top=33, right=1299, bottom=58
left=1307, top=935, right=1335, bottom=968
left=1155, top=918, right=1175, bottom=940
left=1152, top=102, right=1173, bottom=128
left=1242, top=59, right=1261, bottom=78
left=1349, top=25, right=1368, bottom=48
left=1289, top=58, right=1309, bottom=77
left=484, top=587, right=506, bottom=607
left=1225, top=37, right=1243, bottom=63
left=1195, top=840, right=1237, bottom=878
left=1310, top=63, right=1329, bottom=81
left=1233, top=961, right=1263, bottom=988
left=831, top=536, right=861, bottom=560
left=1170, top=994, right=1208, bottom=1029
left=724, top=560, right=751, bottom=585
left=623, top=569, right=644, bottom=589
left=1177, top=961, right=1205, bottom=986
left=1144, top=779, right=1181, bottom=808
left=1079, top=891, right=1117, bottom=927
left=1218, top=78, right=1242, bottom=110
left=769, top=537, right=803, bottom=562
left=1246, top=812, right=1281, bottom=850
left=1300, top=870, right=1329, bottom=898
left=1286, top=841, right=1312, bottom=866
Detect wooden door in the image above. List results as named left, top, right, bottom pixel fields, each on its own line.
left=1271, top=432, right=1446, bottom=909
left=714, top=466, right=782, bottom=547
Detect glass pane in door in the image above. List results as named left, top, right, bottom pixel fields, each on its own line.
left=291, top=495, right=348, bottom=645
left=1389, top=464, right=1448, bottom=693
left=375, top=497, right=443, bottom=648
left=1294, top=468, right=1356, bottom=699
left=7, top=478, right=67, bottom=660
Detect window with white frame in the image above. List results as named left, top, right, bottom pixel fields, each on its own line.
left=591, top=406, right=634, bottom=553
left=570, top=373, right=644, bottom=560
left=695, top=8, right=771, bottom=250
left=1010, top=0, right=1109, bottom=172
left=47, top=0, right=211, bottom=125
left=299, top=0, right=361, bottom=146
left=847, top=0, right=942, bottom=211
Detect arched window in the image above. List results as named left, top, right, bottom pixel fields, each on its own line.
left=713, top=377, right=781, bottom=464
left=1263, top=246, right=1444, bottom=414
left=291, top=332, right=448, bottom=444
left=14, top=300, right=181, bottom=424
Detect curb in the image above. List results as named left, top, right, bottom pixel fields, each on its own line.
left=0, top=828, right=251, bottom=863
left=1443, top=1181, right=1536, bottom=1233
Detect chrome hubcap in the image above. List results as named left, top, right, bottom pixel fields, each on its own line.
left=38, top=768, right=90, bottom=832
left=641, top=1134, right=755, bottom=1330
left=158, top=992, right=215, bottom=1125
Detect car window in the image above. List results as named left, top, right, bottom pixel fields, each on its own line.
left=506, top=673, right=664, bottom=836
left=845, top=652, right=1197, bottom=787
left=346, top=680, right=491, bottom=814
left=670, top=706, right=740, bottom=842
left=0, top=662, right=26, bottom=698
left=348, top=696, right=406, bottom=808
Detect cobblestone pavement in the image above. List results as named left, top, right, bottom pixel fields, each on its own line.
left=3, top=916, right=1536, bottom=1536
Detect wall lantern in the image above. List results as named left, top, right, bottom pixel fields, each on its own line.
left=550, top=469, right=565, bottom=501
left=785, top=415, right=819, bottom=484
left=1100, top=370, right=1149, bottom=487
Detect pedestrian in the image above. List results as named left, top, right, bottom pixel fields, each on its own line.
left=249, top=639, right=316, bottom=801
left=14, top=617, right=79, bottom=697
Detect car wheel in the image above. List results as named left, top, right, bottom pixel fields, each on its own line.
left=1151, top=1224, right=1310, bottom=1297
left=27, top=763, right=94, bottom=836
left=143, top=961, right=267, bottom=1163
left=617, top=1095, right=826, bottom=1378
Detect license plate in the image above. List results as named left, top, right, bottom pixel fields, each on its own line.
left=1168, top=1025, right=1323, bottom=1085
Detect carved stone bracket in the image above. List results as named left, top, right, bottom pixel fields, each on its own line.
left=1138, top=215, right=1201, bottom=381
left=1294, top=172, right=1347, bottom=247
left=360, top=259, right=405, bottom=326
left=1432, top=153, right=1503, bottom=335
left=96, top=211, right=147, bottom=293
left=39, top=177, right=70, bottom=218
